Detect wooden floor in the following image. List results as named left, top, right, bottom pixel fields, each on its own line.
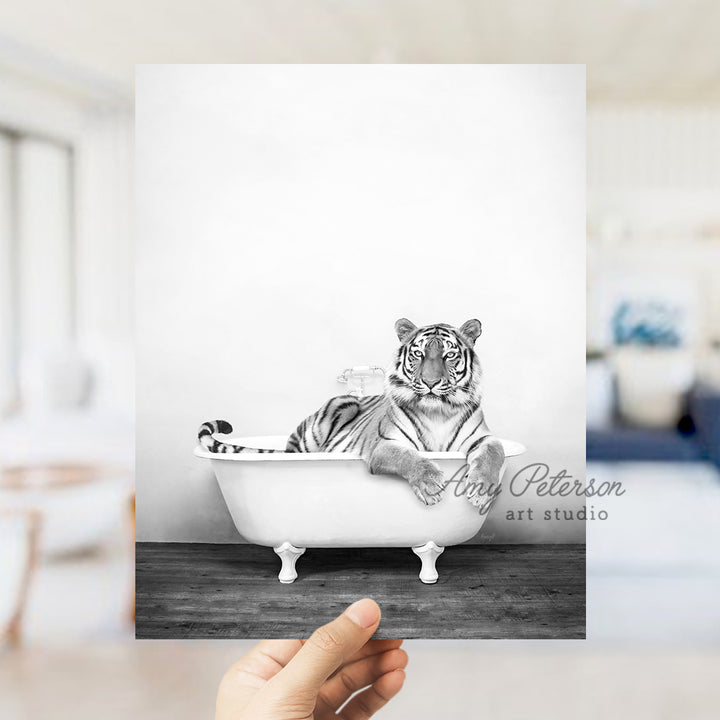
left=136, top=543, right=585, bottom=639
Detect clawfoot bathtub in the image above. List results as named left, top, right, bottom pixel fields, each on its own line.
left=195, top=436, right=525, bottom=584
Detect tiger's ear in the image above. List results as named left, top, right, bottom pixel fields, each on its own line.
left=459, top=319, right=482, bottom=345
left=394, top=318, right=418, bottom=343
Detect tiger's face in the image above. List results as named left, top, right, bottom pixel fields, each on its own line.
left=387, top=318, right=483, bottom=412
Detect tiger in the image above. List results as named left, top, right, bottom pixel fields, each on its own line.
left=198, top=318, right=505, bottom=506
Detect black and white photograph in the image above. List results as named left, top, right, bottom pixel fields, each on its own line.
left=135, top=64, right=586, bottom=639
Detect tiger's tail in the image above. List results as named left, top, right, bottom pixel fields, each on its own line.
left=197, top=420, right=280, bottom=454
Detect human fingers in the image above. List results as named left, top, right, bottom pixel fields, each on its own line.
left=339, top=668, right=406, bottom=720
left=329, top=638, right=404, bottom=673
left=267, top=598, right=381, bottom=699
left=317, top=647, right=408, bottom=715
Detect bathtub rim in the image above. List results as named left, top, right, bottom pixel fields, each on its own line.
left=194, top=435, right=526, bottom=461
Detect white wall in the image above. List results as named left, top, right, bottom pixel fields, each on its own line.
left=74, top=109, right=135, bottom=416
left=136, top=65, right=586, bottom=543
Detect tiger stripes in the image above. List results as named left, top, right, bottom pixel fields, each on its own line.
left=197, top=318, right=494, bottom=462
left=198, top=420, right=278, bottom=454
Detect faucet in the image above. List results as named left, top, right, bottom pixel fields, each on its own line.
left=336, top=366, right=385, bottom=398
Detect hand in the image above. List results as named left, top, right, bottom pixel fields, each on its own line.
left=215, top=598, right=407, bottom=719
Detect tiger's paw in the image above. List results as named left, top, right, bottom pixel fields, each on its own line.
left=463, top=439, right=505, bottom=510
left=464, top=471, right=495, bottom=511
left=409, top=460, right=446, bottom=506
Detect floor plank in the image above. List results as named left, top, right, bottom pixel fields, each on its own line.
left=136, top=543, right=585, bottom=639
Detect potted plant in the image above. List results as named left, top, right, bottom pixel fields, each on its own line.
left=611, top=300, right=695, bottom=428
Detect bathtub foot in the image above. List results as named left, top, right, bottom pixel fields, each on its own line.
left=412, top=541, right=444, bottom=584
left=274, top=542, right=305, bottom=584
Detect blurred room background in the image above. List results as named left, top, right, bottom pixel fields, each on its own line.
left=0, top=10, right=135, bottom=649
left=586, top=105, right=720, bottom=643
left=1, top=1, right=719, bottom=718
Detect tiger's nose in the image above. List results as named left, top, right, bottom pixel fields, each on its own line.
left=425, top=377, right=441, bottom=389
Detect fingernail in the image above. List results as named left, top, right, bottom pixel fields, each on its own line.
left=345, top=598, right=380, bottom=628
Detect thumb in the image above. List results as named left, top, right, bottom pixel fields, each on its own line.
left=269, top=598, right=381, bottom=698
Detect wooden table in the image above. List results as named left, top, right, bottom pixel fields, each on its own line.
left=136, top=543, right=585, bottom=639
left=0, top=464, right=134, bottom=645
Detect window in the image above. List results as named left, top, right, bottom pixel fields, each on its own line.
left=0, top=128, right=75, bottom=415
